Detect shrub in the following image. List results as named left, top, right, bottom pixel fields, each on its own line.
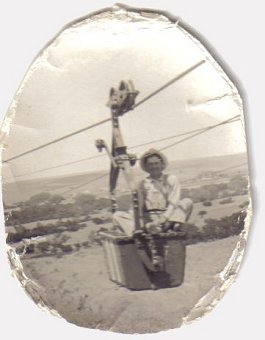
left=92, top=216, right=112, bottom=225
left=219, top=197, right=233, bottom=204
left=66, top=224, right=79, bottom=232
left=60, top=245, right=73, bottom=253
left=27, top=192, right=51, bottom=206
left=202, top=201, right=212, bottom=207
left=181, top=211, right=246, bottom=245
left=239, top=200, right=249, bottom=209
left=82, top=241, right=90, bottom=248
left=26, top=244, right=35, bottom=254
left=198, top=210, right=207, bottom=218
left=37, top=242, right=51, bottom=252
left=202, top=211, right=246, bottom=241
left=179, top=223, right=201, bottom=242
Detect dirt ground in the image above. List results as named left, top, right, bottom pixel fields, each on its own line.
left=21, top=236, right=239, bottom=333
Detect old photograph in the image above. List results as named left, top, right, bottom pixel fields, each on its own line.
left=1, top=5, right=250, bottom=333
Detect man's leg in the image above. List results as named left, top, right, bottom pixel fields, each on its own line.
left=170, top=198, right=193, bottom=223
left=183, top=198, right=193, bottom=222
left=112, top=211, right=135, bottom=236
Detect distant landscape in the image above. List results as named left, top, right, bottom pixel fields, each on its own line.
left=3, top=152, right=248, bottom=205
left=4, top=152, right=250, bottom=255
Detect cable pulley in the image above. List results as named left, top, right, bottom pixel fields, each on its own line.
left=107, top=80, right=139, bottom=115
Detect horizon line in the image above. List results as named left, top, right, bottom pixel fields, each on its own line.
left=3, top=151, right=248, bottom=185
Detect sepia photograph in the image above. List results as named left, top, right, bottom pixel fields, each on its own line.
left=1, top=4, right=251, bottom=334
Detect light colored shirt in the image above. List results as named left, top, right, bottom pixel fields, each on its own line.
left=138, top=173, right=181, bottom=221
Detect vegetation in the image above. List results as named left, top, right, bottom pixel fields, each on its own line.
left=6, top=175, right=248, bottom=226
left=5, top=193, right=111, bottom=226
left=219, top=197, right=234, bottom=204
left=181, top=175, right=248, bottom=203
left=6, top=220, right=87, bottom=244
left=8, top=208, right=247, bottom=259
left=181, top=211, right=246, bottom=245
left=202, top=201, right=212, bottom=207
left=5, top=173, right=249, bottom=259
left=239, top=200, right=249, bottom=209
left=198, top=210, right=207, bottom=218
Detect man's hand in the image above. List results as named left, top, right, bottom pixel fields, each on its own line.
left=151, top=214, right=167, bottom=225
left=157, top=214, right=167, bottom=225
left=145, top=214, right=167, bottom=234
left=145, top=221, right=161, bottom=234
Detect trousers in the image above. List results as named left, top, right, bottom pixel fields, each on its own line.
left=113, top=198, right=193, bottom=236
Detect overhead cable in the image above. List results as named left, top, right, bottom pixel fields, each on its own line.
left=3, top=60, right=206, bottom=164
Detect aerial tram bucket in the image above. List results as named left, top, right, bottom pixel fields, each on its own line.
left=95, top=80, right=187, bottom=290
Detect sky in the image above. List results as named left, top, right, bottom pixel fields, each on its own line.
left=1, top=8, right=246, bottom=183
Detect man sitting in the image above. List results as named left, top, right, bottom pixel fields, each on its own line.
left=113, top=149, right=193, bottom=236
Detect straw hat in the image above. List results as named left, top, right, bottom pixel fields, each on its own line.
left=140, top=149, right=168, bottom=172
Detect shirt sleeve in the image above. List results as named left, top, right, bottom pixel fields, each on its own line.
left=163, top=174, right=181, bottom=220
